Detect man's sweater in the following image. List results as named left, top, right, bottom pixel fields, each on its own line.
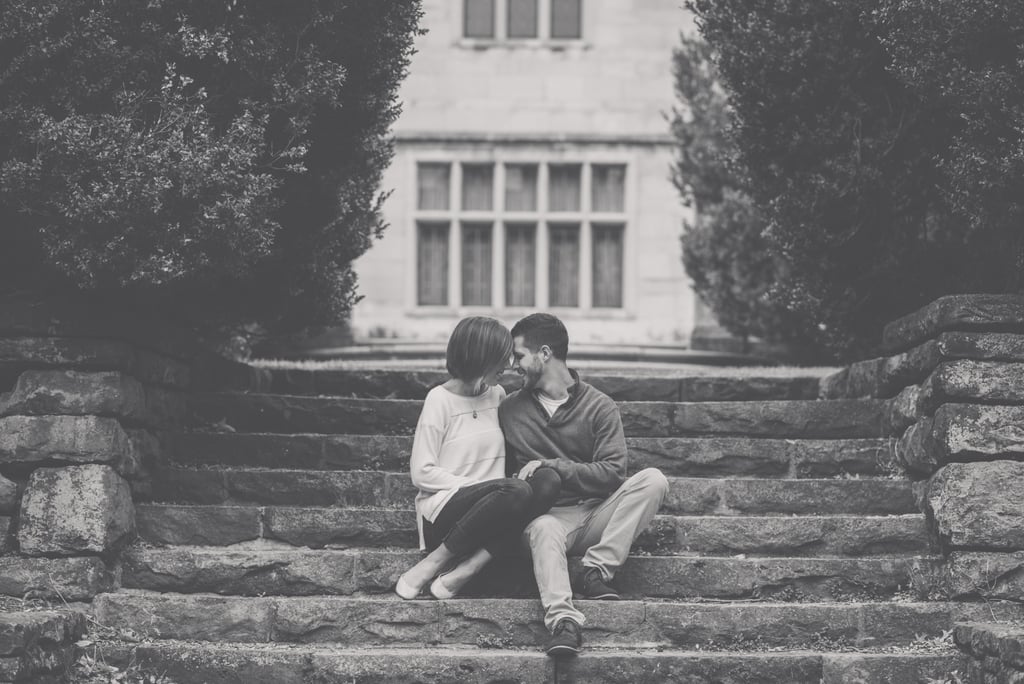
left=499, top=371, right=627, bottom=506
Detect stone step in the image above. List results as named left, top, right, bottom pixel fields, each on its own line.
left=169, top=432, right=897, bottom=478
left=94, top=590, right=1021, bottom=650
left=151, top=467, right=919, bottom=515
left=134, top=505, right=931, bottom=557
left=189, top=394, right=885, bottom=438
left=104, top=640, right=963, bottom=684
left=122, top=546, right=931, bottom=601
left=231, top=368, right=823, bottom=402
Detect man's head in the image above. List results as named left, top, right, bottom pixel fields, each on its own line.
left=510, top=313, right=569, bottom=390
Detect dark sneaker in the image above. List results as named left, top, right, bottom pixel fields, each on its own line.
left=545, top=618, right=582, bottom=658
left=574, top=566, right=620, bottom=600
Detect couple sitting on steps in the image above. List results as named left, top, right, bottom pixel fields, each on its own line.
left=394, top=313, right=669, bottom=658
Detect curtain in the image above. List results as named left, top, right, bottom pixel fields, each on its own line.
left=462, top=164, right=494, bottom=211
left=417, top=163, right=450, bottom=211
left=548, top=164, right=581, bottom=212
left=461, top=222, right=493, bottom=305
left=592, top=164, right=625, bottom=212
left=551, top=0, right=581, bottom=39
left=417, top=222, right=449, bottom=305
left=508, top=0, right=538, bottom=38
left=592, top=223, right=623, bottom=307
left=465, top=0, right=495, bottom=38
left=505, top=223, right=536, bottom=306
left=548, top=223, right=580, bottom=306
left=505, top=164, right=538, bottom=211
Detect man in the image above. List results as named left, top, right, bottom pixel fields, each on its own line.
left=498, top=313, right=669, bottom=657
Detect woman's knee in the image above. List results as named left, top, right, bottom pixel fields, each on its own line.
left=498, top=477, right=533, bottom=510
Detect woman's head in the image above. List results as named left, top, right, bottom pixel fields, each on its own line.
left=446, top=316, right=513, bottom=386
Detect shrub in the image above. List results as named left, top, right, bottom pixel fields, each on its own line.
left=671, top=33, right=825, bottom=357
left=0, top=0, right=422, bottom=335
left=684, top=0, right=1024, bottom=358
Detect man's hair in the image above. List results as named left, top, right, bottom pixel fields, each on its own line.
left=511, top=313, right=569, bottom=360
left=446, top=316, right=513, bottom=381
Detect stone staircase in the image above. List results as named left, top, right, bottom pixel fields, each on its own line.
left=91, top=367, right=1012, bottom=682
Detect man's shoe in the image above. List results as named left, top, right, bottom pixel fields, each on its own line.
left=574, top=566, right=620, bottom=600
left=545, top=618, right=582, bottom=657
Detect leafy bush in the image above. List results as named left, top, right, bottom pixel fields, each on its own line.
left=0, top=0, right=422, bottom=334
left=682, top=0, right=1024, bottom=358
left=671, top=34, right=825, bottom=357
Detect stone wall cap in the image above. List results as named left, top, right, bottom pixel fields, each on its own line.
left=882, top=294, right=1024, bottom=355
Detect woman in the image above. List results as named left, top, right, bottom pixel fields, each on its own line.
left=396, top=316, right=560, bottom=600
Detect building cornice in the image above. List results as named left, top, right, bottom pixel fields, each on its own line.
left=393, top=131, right=674, bottom=147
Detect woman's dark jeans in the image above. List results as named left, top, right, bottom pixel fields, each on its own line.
left=424, top=467, right=561, bottom=558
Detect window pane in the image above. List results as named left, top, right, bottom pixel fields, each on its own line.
left=551, top=0, right=581, bottom=39
left=417, top=163, right=450, bottom=210
left=508, top=0, right=538, bottom=38
left=461, top=222, right=493, bottom=306
left=592, top=164, right=626, bottom=212
left=592, top=223, right=624, bottom=308
left=465, top=0, right=495, bottom=38
left=548, top=223, right=580, bottom=307
left=548, top=164, right=581, bottom=212
left=462, top=163, right=494, bottom=211
left=505, top=223, right=536, bottom=307
left=505, top=164, right=538, bottom=211
left=417, top=222, right=449, bottom=305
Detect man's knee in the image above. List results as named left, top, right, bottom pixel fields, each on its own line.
left=630, top=467, right=669, bottom=501
left=525, top=515, right=566, bottom=547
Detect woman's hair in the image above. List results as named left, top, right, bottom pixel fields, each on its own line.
left=446, top=316, right=513, bottom=381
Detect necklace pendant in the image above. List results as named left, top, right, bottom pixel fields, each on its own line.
left=472, top=410, right=478, bottom=419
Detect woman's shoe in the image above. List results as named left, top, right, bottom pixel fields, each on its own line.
left=395, top=573, right=423, bottom=600
left=429, top=572, right=457, bottom=600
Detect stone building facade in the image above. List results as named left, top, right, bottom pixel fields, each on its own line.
left=350, top=0, right=702, bottom=346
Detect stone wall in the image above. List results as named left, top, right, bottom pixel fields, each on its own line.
left=0, top=610, right=85, bottom=683
left=955, top=623, right=1024, bottom=684
left=0, top=292, right=247, bottom=603
left=821, top=295, right=1024, bottom=602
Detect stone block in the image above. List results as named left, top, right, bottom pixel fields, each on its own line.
left=882, top=294, right=1024, bottom=354
left=921, top=360, right=1024, bottom=412
left=0, top=415, right=133, bottom=469
left=820, top=653, right=966, bottom=684
left=135, top=504, right=260, bottom=546
left=0, top=337, right=133, bottom=371
left=817, top=367, right=850, bottom=399
left=18, top=464, right=134, bottom=556
left=0, top=476, right=17, bottom=515
left=132, top=350, right=191, bottom=389
left=915, top=552, right=1024, bottom=601
left=956, top=623, right=1024, bottom=682
left=263, top=507, right=416, bottom=548
left=276, top=596, right=440, bottom=645
left=884, top=384, right=924, bottom=436
left=0, top=611, right=85, bottom=656
left=935, top=404, right=1024, bottom=462
left=122, top=547, right=359, bottom=596
left=897, top=417, right=936, bottom=477
left=927, top=461, right=1024, bottom=551
left=939, top=331, right=1024, bottom=362
left=0, top=370, right=146, bottom=421
left=94, top=593, right=274, bottom=643
left=0, top=556, right=113, bottom=600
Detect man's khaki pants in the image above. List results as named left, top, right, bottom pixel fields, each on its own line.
left=522, top=467, right=669, bottom=631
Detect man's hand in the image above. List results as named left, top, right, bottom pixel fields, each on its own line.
left=516, top=460, right=544, bottom=480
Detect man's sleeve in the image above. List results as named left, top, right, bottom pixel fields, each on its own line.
left=544, top=399, right=626, bottom=496
left=499, top=399, right=526, bottom=477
